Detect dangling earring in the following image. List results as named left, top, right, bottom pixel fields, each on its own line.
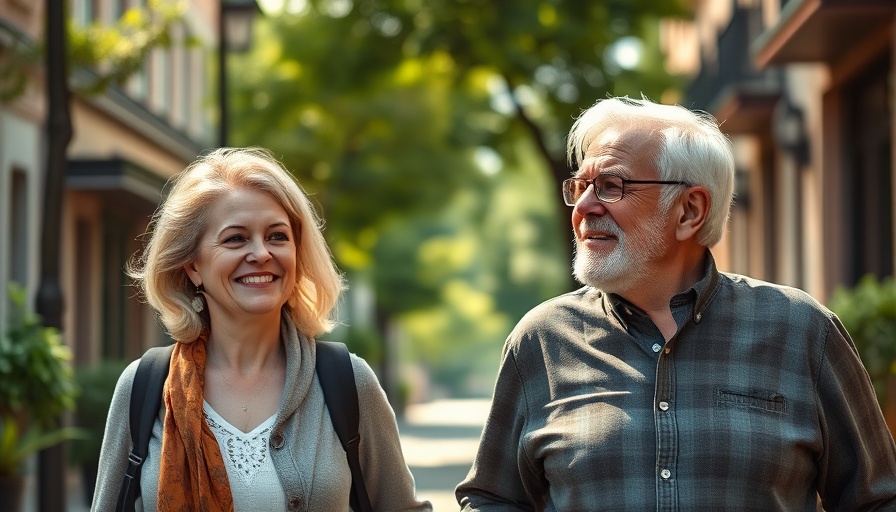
left=191, top=284, right=205, bottom=313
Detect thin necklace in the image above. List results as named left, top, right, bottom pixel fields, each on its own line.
left=210, top=351, right=279, bottom=413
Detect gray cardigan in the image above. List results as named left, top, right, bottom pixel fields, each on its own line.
left=91, top=318, right=431, bottom=512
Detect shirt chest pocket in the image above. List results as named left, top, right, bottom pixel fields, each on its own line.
left=713, top=388, right=788, bottom=439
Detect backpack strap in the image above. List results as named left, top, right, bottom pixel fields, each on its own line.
left=115, top=341, right=372, bottom=512
left=115, top=344, right=174, bottom=512
left=315, top=340, right=373, bottom=512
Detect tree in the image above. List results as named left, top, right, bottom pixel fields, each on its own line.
left=277, top=0, right=689, bottom=265
left=229, top=0, right=689, bottom=394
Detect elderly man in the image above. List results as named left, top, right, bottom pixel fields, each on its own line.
left=456, top=97, right=896, bottom=511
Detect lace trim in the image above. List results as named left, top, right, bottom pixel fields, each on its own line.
left=204, top=411, right=274, bottom=484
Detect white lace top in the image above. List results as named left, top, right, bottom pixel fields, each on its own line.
left=203, top=402, right=286, bottom=511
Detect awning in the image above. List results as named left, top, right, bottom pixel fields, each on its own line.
left=67, top=158, right=167, bottom=215
left=753, top=0, right=894, bottom=68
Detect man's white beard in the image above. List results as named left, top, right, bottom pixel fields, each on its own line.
left=573, top=210, right=668, bottom=293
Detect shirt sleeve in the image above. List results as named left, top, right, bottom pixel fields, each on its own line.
left=815, top=314, right=896, bottom=511
left=455, top=341, right=545, bottom=511
left=351, top=355, right=432, bottom=512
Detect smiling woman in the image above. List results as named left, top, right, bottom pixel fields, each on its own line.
left=89, top=147, right=432, bottom=512
left=133, top=148, right=339, bottom=343
left=184, top=187, right=298, bottom=331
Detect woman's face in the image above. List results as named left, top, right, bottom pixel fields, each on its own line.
left=184, top=187, right=297, bottom=325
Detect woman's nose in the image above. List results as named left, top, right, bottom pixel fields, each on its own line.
left=246, top=238, right=273, bottom=263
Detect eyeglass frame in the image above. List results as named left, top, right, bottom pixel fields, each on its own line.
left=562, top=173, right=692, bottom=206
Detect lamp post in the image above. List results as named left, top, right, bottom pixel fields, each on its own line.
left=38, top=0, right=72, bottom=510
left=773, top=98, right=809, bottom=167
left=218, top=0, right=260, bottom=147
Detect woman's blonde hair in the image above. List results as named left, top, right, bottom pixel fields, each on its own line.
left=128, top=147, right=344, bottom=341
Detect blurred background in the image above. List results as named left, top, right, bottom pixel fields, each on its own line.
left=1, top=0, right=895, bottom=510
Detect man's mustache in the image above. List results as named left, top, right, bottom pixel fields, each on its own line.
left=579, top=218, right=622, bottom=237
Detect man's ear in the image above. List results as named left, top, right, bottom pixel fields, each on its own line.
left=674, top=186, right=711, bottom=242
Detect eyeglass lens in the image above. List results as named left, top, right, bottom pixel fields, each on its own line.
left=563, top=175, right=624, bottom=205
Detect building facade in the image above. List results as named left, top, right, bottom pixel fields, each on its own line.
left=662, top=0, right=895, bottom=428
left=664, top=0, right=894, bottom=300
left=0, top=0, right=221, bottom=368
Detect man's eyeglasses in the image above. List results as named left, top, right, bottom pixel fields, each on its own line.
left=562, top=174, right=691, bottom=206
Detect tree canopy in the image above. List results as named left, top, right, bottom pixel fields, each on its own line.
left=231, top=0, right=689, bottom=395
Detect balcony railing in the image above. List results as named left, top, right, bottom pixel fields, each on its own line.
left=685, top=4, right=780, bottom=117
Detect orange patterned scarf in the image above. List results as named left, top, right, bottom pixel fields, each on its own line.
left=157, top=338, right=234, bottom=512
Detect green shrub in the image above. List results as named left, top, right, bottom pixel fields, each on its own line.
left=0, top=283, right=83, bottom=477
left=829, top=274, right=896, bottom=401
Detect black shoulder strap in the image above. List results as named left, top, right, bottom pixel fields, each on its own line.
left=315, top=340, right=373, bottom=512
left=115, top=341, right=371, bottom=512
left=115, top=344, right=174, bottom=512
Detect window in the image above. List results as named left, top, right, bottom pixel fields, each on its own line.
left=843, top=54, right=893, bottom=285
left=9, top=168, right=27, bottom=287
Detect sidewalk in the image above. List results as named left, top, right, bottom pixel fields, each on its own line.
left=398, top=398, right=491, bottom=512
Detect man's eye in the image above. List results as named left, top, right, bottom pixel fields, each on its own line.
left=602, top=180, right=623, bottom=192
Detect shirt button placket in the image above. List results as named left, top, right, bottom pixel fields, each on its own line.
left=655, top=339, right=676, bottom=511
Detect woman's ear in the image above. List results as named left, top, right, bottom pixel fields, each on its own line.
left=674, top=186, right=711, bottom=242
left=183, top=263, right=200, bottom=287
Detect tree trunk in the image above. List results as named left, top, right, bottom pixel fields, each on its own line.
left=503, top=75, right=577, bottom=291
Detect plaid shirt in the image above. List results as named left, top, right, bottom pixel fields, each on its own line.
left=457, top=253, right=896, bottom=511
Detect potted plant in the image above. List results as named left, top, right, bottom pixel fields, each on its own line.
left=829, top=274, right=896, bottom=436
left=70, top=358, right=127, bottom=506
left=0, top=283, right=82, bottom=512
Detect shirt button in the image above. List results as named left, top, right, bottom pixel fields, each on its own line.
left=664, top=347, right=671, bottom=354
left=270, top=433, right=285, bottom=449
left=652, top=343, right=662, bottom=353
left=660, top=468, right=671, bottom=479
left=658, top=401, right=669, bottom=411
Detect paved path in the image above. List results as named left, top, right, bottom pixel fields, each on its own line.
left=398, top=398, right=491, bottom=512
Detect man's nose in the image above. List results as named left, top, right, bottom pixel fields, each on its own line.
left=573, top=184, right=609, bottom=217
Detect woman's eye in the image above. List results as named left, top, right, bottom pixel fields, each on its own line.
left=223, top=234, right=246, bottom=243
left=268, top=232, right=290, bottom=241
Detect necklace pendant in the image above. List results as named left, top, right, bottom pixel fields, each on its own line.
left=242, top=404, right=248, bottom=412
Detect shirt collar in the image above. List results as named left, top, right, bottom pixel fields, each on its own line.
left=601, top=250, right=722, bottom=326
left=675, top=250, right=721, bottom=324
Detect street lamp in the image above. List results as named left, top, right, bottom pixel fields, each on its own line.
left=218, top=0, right=260, bottom=147
left=38, top=1, right=72, bottom=510
left=773, top=98, right=809, bottom=167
